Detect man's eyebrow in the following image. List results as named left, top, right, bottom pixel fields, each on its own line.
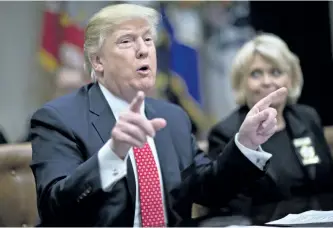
left=118, top=32, right=134, bottom=37
left=114, top=27, right=152, bottom=39
left=144, top=27, right=152, bottom=33
left=143, top=28, right=152, bottom=34
left=115, top=31, right=135, bottom=40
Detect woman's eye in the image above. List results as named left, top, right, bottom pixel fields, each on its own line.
left=271, top=68, right=282, bottom=76
left=250, top=70, right=262, bottom=78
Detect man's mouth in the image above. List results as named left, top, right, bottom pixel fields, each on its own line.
left=137, top=65, right=150, bottom=72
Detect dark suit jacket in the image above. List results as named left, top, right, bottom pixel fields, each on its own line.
left=30, top=83, right=266, bottom=227
left=208, top=104, right=333, bottom=224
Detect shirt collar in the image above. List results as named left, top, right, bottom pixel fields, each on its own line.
left=98, top=83, right=146, bottom=119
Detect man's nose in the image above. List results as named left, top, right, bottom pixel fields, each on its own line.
left=136, top=38, right=149, bottom=59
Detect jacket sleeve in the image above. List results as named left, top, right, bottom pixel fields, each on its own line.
left=175, top=109, right=268, bottom=209
left=207, top=123, right=233, bottom=159
left=30, top=105, right=105, bottom=225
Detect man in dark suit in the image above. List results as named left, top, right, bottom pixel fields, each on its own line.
left=30, top=3, right=287, bottom=227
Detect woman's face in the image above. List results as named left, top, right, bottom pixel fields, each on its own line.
left=245, top=53, right=292, bottom=109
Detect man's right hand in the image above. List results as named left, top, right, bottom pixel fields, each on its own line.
left=110, top=91, right=167, bottom=159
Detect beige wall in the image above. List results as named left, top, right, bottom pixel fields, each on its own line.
left=0, top=2, right=50, bottom=142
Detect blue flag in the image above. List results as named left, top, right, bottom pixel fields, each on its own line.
left=155, top=5, right=212, bottom=136
left=160, top=5, right=202, bottom=105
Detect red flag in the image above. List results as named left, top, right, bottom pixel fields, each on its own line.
left=39, top=2, right=108, bottom=73
left=39, top=2, right=62, bottom=72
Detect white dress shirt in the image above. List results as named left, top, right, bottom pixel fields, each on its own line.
left=96, top=83, right=272, bottom=227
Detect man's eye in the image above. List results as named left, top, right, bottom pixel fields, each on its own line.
left=118, top=39, right=133, bottom=48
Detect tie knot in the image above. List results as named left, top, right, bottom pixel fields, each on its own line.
left=134, top=142, right=149, bottom=150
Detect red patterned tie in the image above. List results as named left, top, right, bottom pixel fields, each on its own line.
left=133, top=142, right=166, bottom=227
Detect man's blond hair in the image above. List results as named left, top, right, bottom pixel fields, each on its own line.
left=83, top=3, right=160, bottom=81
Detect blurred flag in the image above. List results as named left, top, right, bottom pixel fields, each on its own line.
left=39, top=1, right=62, bottom=72
left=203, top=1, right=255, bottom=122
left=156, top=4, right=211, bottom=136
left=39, top=2, right=109, bottom=74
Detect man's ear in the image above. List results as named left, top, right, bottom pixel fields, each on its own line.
left=90, top=54, right=104, bottom=74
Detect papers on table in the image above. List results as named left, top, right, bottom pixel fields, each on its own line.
left=266, top=210, right=333, bottom=226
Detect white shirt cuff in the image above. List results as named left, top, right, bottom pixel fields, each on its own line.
left=234, top=133, right=272, bottom=171
left=97, top=139, right=127, bottom=192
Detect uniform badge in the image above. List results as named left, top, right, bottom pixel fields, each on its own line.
left=293, top=137, right=320, bottom=165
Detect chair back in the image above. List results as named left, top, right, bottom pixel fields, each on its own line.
left=0, top=143, right=38, bottom=227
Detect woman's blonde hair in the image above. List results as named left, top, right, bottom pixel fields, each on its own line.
left=83, top=3, right=160, bottom=81
left=231, top=33, right=303, bottom=105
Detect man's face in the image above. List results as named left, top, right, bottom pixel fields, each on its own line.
left=92, top=18, right=157, bottom=102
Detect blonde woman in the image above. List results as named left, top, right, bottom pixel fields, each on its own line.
left=208, top=33, right=333, bottom=224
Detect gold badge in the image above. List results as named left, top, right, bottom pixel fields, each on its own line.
left=293, top=137, right=320, bottom=166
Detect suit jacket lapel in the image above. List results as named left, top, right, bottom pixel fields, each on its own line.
left=284, top=106, right=317, bottom=181
left=284, top=106, right=307, bottom=139
left=89, top=83, right=116, bottom=144
left=145, top=101, right=180, bottom=192
left=264, top=107, right=309, bottom=185
left=88, top=83, right=136, bottom=207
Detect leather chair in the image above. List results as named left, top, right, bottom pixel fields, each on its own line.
left=0, top=143, right=38, bottom=227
